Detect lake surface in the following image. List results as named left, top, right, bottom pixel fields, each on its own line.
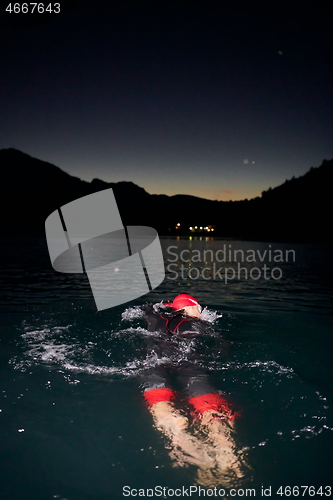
left=0, top=236, right=332, bottom=499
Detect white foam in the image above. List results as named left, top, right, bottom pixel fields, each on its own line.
left=121, top=306, right=145, bottom=320
left=12, top=312, right=225, bottom=383
left=114, top=327, right=162, bottom=340
left=63, top=351, right=174, bottom=378
left=122, top=303, right=222, bottom=325
left=291, top=425, right=324, bottom=439
left=200, top=308, right=222, bottom=323
left=207, top=359, right=294, bottom=375
left=21, top=328, right=51, bottom=341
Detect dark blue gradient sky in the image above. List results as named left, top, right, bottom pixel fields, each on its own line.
left=1, top=3, right=332, bottom=200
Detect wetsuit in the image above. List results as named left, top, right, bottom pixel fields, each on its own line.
left=142, top=304, right=236, bottom=420
left=145, top=304, right=203, bottom=335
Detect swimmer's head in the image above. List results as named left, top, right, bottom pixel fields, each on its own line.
left=172, top=294, right=202, bottom=318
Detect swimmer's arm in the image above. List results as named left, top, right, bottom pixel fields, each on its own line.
left=144, top=304, right=160, bottom=332
left=145, top=304, right=157, bottom=317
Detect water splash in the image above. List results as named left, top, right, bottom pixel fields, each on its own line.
left=64, top=351, right=175, bottom=378
left=121, top=305, right=145, bottom=320
left=212, top=360, right=294, bottom=374
left=200, top=307, right=222, bottom=323
left=9, top=311, right=302, bottom=394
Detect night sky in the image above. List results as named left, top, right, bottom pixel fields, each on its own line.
left=1, top=3, right=332, bottom=200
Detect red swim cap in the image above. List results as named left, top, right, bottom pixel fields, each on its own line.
left=172, top=294, right=200, bottom=310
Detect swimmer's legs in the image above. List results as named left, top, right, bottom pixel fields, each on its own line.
left=143, top=387, right=212, bottom=468
left=141, top=370, right=189, bottom=435
left=144, top=387, right=187, bottom=434
left=189, top=393, right=244, bottom=485
left=142, top=367, right=245, bottom=483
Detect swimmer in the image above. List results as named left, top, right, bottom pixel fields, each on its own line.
left=141, top=294, right=244, bottom=486
left=145, top=293, right=203, bottom=334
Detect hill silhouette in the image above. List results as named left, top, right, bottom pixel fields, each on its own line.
left=0, top=148, right=331, bottom=242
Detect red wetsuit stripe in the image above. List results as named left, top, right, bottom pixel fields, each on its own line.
left=188, top=393, right=236, bottom=419
left=171, top=318, right=191, bottom=333
left=144, top=388, right=175, bottom=407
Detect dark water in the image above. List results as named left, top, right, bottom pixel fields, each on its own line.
left=1, top=237, right=332, bottom=500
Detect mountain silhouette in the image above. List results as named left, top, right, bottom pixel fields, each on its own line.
left=1, top=148, right=331, bottom=242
